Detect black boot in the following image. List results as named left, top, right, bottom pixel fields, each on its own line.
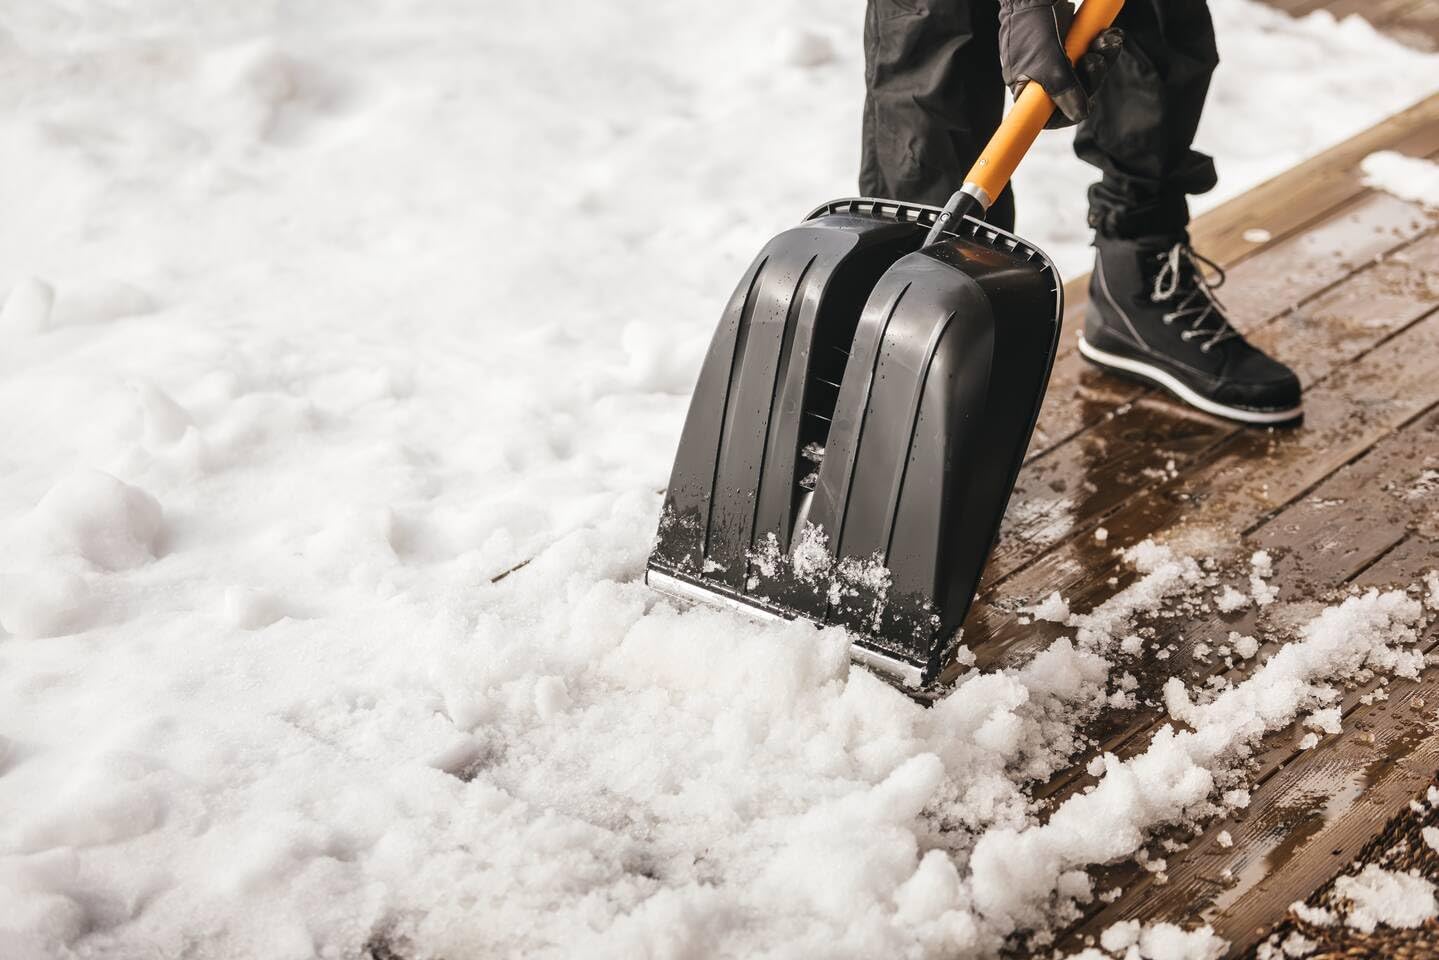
left=1080, top=236, right=1302, bottom=425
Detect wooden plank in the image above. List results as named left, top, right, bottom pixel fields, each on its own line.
left=958, top=262, right=1439, bottom=683
left=1018, top=189, right=1435, bottom=529
left=1279, top=0, right=1364, bottom=19
left=1371, top=0, right=1436, bottom=30
left=1266, top=0, right=1319, bottom=16
left=1177, top=95, right=1439, bottom=273
left=1058, top=538, right=1439, bottom=957
left=980, top=87, right=1439, bottom=959
left=1034, top=402, right=1439, bottom=812
left=1046, top=400, right=1439, bottom=782
left=1387, top=1, right=1439, bottom=51
left=1078, top=627, right=1439, bottom=956
left=1021, top=93, right=1439, bottom=462
left=1050, top=412, right=1439, bottom=951
left=983, top=216, right=1439, bottom=591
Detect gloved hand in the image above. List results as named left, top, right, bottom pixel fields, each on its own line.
left=999, top=0, right=1124, bottom=129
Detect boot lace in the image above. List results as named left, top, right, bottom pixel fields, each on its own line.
left=1150, top=242, right=1237, bottom=353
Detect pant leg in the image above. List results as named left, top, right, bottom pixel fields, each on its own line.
left=1073, top=0, right=1220, bottom=239
left=860, top=0, right=1014, bottom=230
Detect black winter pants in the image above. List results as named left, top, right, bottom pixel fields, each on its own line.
left=860, top=0, right=1220, bottom=239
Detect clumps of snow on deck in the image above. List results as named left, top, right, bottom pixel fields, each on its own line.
left=1249, top=550, right=1279, bottom=607
left=986, top=576, right=1429, bottom=949
left=1361, top=151, right=1439, bottom=209
left=1332, top=864, right=1439, bottom=933
left=1073, top=919, right=1226, bottom=960
left=1164, top=588, right=1426, bottom=744
left=1215, top=585, right=1250, bottom=613
left=1025, top=591, right=1071, bottom=623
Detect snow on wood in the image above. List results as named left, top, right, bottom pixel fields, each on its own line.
left=1362, top=151, right=1439, bottom=208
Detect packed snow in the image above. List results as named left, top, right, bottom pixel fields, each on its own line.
left=1, top=0, right=1438, bottom=958
left=1362, top=151, right=1439, bottom=209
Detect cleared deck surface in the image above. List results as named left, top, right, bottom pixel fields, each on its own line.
left=974, top=93, right=1439, bottom=955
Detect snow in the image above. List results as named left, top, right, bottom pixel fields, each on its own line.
left=1231, top=632, right=1261, bottom=660
left=1026, top=591, right=1073, bottom=624
left=0, top=276, right=55, bottom=335
left=1290, top=901, right=1336, bottom=927
left=1216, top=585, right=1250, bottom=613
left=1250, top=551, right=1279, bottom=607
left=1362, top=151, right=1439, bottom=208
left=1423, top=826, right=1439, bottom=854
left=1101, top=920, right=1142, bottom=952
left=1136, top=923, right=1226, bottom=960
left=0, top=0, right=1436, bottom=957
left=1278, top=931, right=1317, bottom=957
left=1304, top=708, right=1342, bottom=735
left=970, top=577, right=1427, bottom=939
left=1332, top=864, right=1439, bottom=934
left=1084, top=921, right=1226, bottom=960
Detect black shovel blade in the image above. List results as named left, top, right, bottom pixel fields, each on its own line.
left=648, top=198, right=1061, bottom=691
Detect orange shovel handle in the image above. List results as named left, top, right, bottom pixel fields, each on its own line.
left=965, top=0, right=1126, bottom=206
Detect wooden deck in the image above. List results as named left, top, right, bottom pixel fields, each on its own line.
left=1260, top=0, right=1439, bottom=51
left=972, top=93, right=1439, bottom=955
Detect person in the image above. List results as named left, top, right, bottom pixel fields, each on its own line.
left=860, top=0, right=1303, bottom=425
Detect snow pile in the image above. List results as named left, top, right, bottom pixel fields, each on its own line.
left=1362, top=151, right=1439, bottom=209
left=13, top=470, right=163, bottom=571
left=1071, top=919, right=1226, bottom=960
left=0, top=0, right=1436, bottom=957
left=1332, top=864, right=1438, bottom=934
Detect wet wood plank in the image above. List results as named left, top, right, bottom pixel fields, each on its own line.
left=964, top=298, right=1439, bottom=684
left=1389, top=2, right=1439, bottom=52
left=1031, top=401, right=1439, bottom=814
left=1044, top=402, right=1439, bottom=872
left=1024, top=93, right=1439, bottom=460
left=971, top=95, right=1439, bottom=957
left=1057, top=528, right=1439, bottom=956
left=993, top=201, right=1439, bottom=584
left=964, top=224, right=1439, bottom=650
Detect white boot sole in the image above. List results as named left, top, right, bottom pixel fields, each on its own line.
left=1077, top=336, right=1303, bottom=426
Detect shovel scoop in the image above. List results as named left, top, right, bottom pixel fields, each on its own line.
left=647, top=0, right=1125, bottom=692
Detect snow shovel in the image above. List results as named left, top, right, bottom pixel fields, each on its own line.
left=647, top=0, right=1125, bottom=693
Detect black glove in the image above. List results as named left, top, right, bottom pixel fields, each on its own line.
left=999, top=0, right=1124, bottom=129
